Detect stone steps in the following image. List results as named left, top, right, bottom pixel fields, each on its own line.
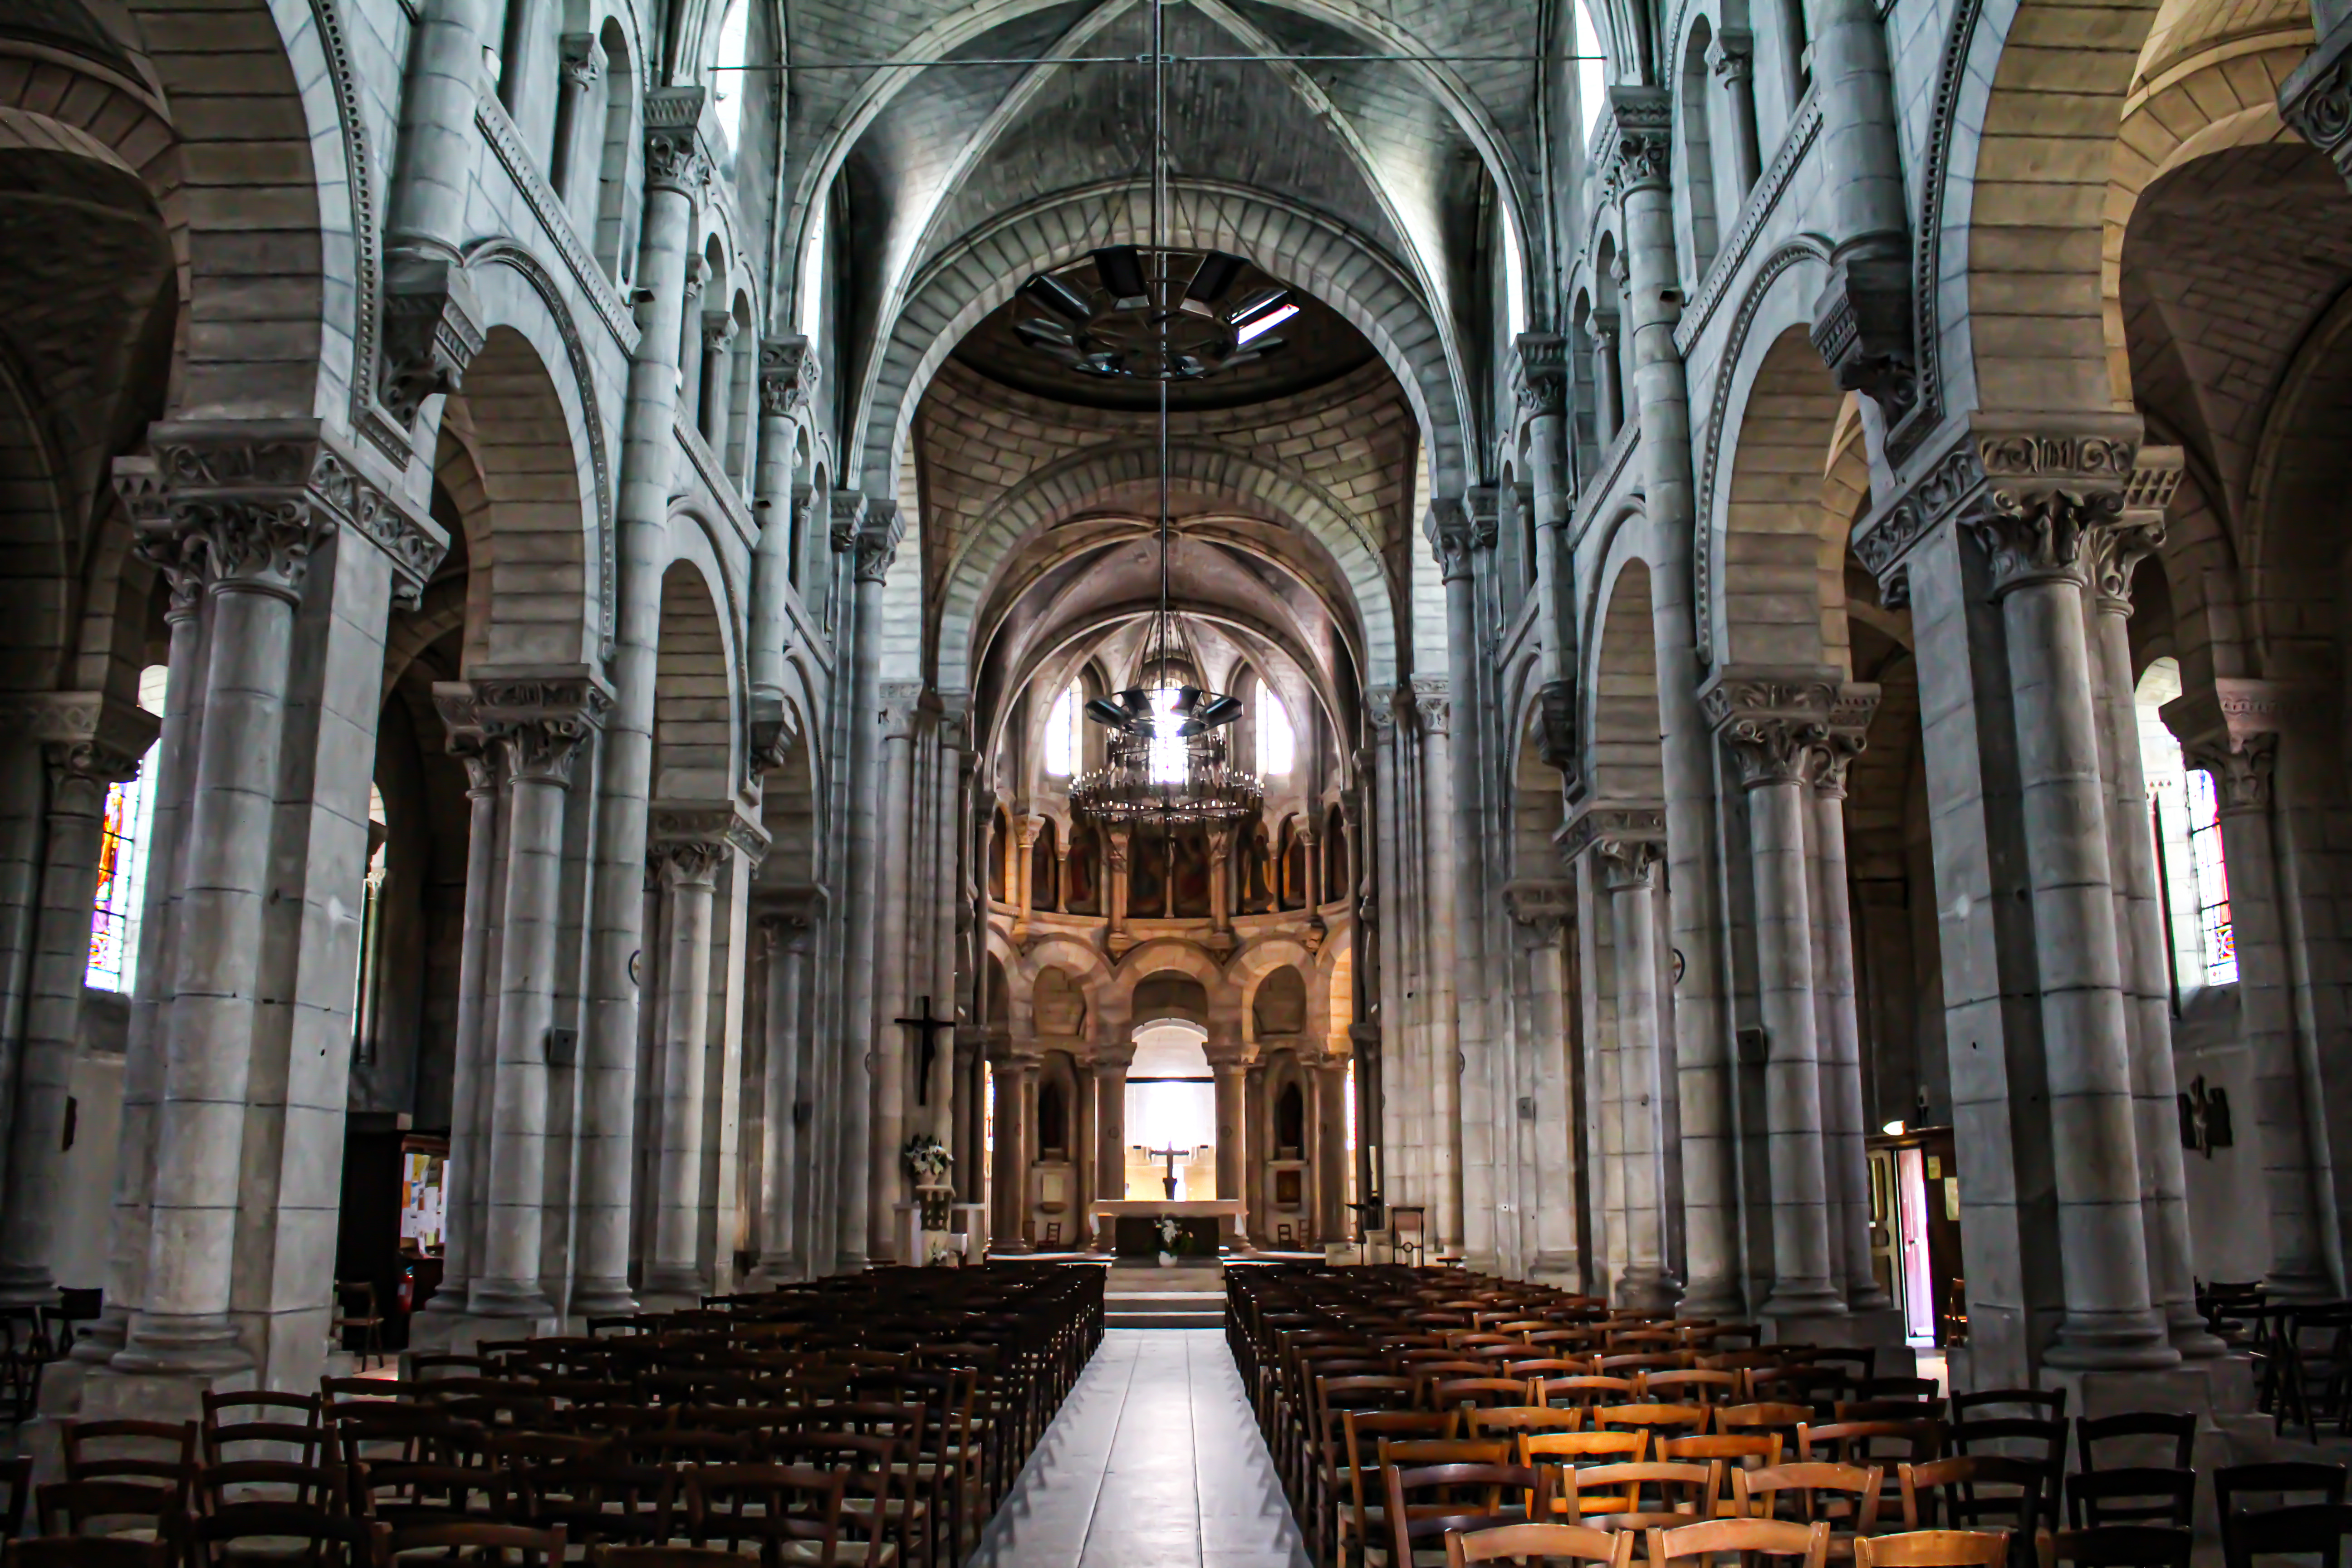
left=1106, top=1289, right=1225, bottom=1329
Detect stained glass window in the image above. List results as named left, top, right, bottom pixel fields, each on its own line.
left=1044, top=683, right=1080, bottom=777
left=2186, top=769, right=2237, bottom=986
left=87, top=665, right=168, bottom=992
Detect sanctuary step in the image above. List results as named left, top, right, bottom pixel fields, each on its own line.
left=1103, top=1261, right=1226, bottom=1328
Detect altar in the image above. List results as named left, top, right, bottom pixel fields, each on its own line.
left=1088, top=1199, right=1244, bottom=1257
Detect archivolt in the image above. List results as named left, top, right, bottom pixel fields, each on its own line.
left=939, top=439, right=1398, bottom=690
left=853, top=180, right=1468, bottom=506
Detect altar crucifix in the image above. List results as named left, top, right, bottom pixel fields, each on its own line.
left=893, top=996, right=956, bottom=1106
left=1144, top=1144, right=1188, bottom=1200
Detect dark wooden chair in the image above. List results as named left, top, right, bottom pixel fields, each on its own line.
left=383, top=1521, right=564, bottom=1568
left=2219, top=1501, right=2352, bottom=1568
left=1379, top=1461, right=1553, bottom=1568
left=2075, top=1414, right=2194, bottom=1474
left=2040, top=1526, right=2194, bottom=1568
left=4, top=1539, right=176, bottom=1568
left=2065, top=1470, right=2195, bottom=1529
left=332, top=1283, right=388, bottom=1372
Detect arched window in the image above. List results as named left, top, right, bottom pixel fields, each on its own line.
left=1259, top=686, right=1294, bottom=777
left=1044, top=681, right=1081, bottom=777
left=1038, top=1077, right=1068, bottom=1158
left=712, top=0, right=749, bottom=155
left=1572, top=0, right=1609, bottom=146
left=2136, top=658, right=2237, bottom=992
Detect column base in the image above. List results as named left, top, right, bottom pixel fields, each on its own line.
left=69, top=1310, right=131, bottom=1366
left=2262, top=1265, right=2338, bottom=1302
left=2167, top=1304, right=2229, bottom=1360
left=568, top=1279, right=640, bottom=1317
left=834, top=1250, right=869, bottom=1273
left=1617, top=1268, right=1684, bottom=1315
left=409, top=1307, right=563, bottom=1355
left=638, top=1266, right=707, bottom=1303
left=113, top=1313, right=252, bottom=1376
left=748, top=1254, right=804, bottom=1289
left=0, top=1266, right=60, bottom=1309
left=2045, top=1308, right=2180, bottom=1372
left=1848, top=1284, right=1895, bottom=1311
left=1760, top=1283, right=1850, bottom=1319
left=1679, top=1279, right=1747, bottom=1319
left=466, top=1278, right=559, bottom=1319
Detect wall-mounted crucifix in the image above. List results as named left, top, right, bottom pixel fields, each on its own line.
left=894, top=995, right=956, bottom=1106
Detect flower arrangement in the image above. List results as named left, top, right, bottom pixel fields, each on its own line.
left=1156, top=1215, right=1183, bottom=1253
left=926, top=1240, right=958, bottom=1267
left=904, top=1133, right=953, bottom=1184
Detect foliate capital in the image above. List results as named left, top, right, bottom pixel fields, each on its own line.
left=2161, top=677, right=2307, bottom=809
left=558, top=31, right=605, bottom=89
left=1502, top=877, right=1574, bottom=943
left=474, top=666, right=614, bottom=787
left=1513, top=334, right=1568, bottom=418
left=1706, top=26, right=1754, bottom=83
left=856, top=500, right=904, bottom=584
left=1850, top=415, right=2141, bottom=601
left=2087, top=446, right=2182, bottom=612
left=829, top=488, right=867, bottom=552
left=1813, top=683, right=1882, bottom=797
left=1809, top=245, right=1915, bottom=417
left=760, top=337, right=819, bottom=418
left=1700, top=667, right=1844, bottom=789
left=1596, top=836, right=1663, bottom=892
left=1554, top=803, right=1666, bottom=871
left=651, top=801, right=769, bottom=870
left=1362, top=684, right=1401, bottom=735
left=382, top=255, right=489, bottom=429
left=644, top=87, right=712, bottom=193
left=2184, top=731, right=2277, bottom=814
left=1465, top=487, right=1500, bottom=552
left=1535, top=679, right=1578, bottom=774
left=2280, top=21, right=2352, bottom=192
left=748, top=695, right=804, bottom=782
left=1597, top=87, right=1672, bottom=197
left=1967, top=487, right=2120, bottom=598
left=1410, top=676, right=1450, bottom=738
left=879, top=679, right=927, bottom=739
left=703, top=311, right=740, bottom=353
left=1425, top=498, right=1476, bottom=582
left=0, top=692, right=158, bottom=808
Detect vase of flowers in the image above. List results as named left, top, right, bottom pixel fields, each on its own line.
left=903, top=1133, right=953, bottom=1184
left=1155, top=1215, right=1182, bottom=1267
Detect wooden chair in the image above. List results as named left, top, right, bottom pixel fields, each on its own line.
left=1644, top=1516, right=1834, bottom=1568
left=4, top=1541, right=175, bottom=1568
left=2073, top=1414, right=2193, bottom=1474
left=1661, top=1433, right=1786, bottom=1508
left=1852, top=1530, right=2012, bottom=1568
left=1949, top=1420, right=2066, bottom=1530
left=384, top=1522, right=564, bottom=1568
left=1467, top=1409, right=1583, bottom=1443
left=58, top=1421, right=196, bottom=1512
left=1380, top=1463, right=1553, bottom=1568
left=1566, top=1460, right=1720, bottom=1528
left=2214, top=1461, right=2348, bottom=1519
left=33, top=1481, right=182, bottom=1545
left=1644, top=1371, right=1742, bottom=1408
left=1431, top=1379, right=1538, bottom=1414
left=1520, top=1431, right=1649, bottom=1516
left=1340, top=1413, right=1458, bottom=1568
left=2219, top=1500, right=2352, bottom=1568
left=1898, top=1457, right=2045, bottom=1539
left=350, top=1461, right=512, bottom=1528
left=2064, top=1470, right=2194, bottom=1529
left=684, top=1464, right=861, bottom=1568
left=1446, top=1522, right=1634, bottom=1568
left=1533, top=1377, right=1638, bottom=1412
left=182, top=1506, right=388, bottom=1568
left=332, top=1283, right=388, bottom=1372
left=1720, top=1404, right=1820, bottom=1448
left=509, top=1459, right=676, bottom=1549
left=2036, top=1526, right=2192, bottom=1568
left=1735, top=1462, right=1884, bottom=1559
left=1950, top=1392, right=2064, bottom=1427
left=583, top=1551, right=747, bottom=1568
left=1595, top=1405, right=1710, bottom=1441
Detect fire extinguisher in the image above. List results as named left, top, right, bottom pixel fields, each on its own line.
left=397, top=1262, right=416, bottom=1314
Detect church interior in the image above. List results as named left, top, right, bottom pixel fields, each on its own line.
left=5, top=0, right=2352, bottom=1557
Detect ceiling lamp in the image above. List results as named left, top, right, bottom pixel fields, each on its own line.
left=1069, top=608, right=1263, bottom=828
left=1013, top=246, right=1294, bottom=382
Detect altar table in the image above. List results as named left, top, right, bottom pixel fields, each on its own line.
left=1087, top=1198, right=1244, bottom=1255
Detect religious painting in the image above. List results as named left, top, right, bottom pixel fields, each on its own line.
left=1066, top=823, right=1101, bottom=913
left=1240, top=820, right=1273, bottom=913
left=1031, top=818, right=1058, bottom=911
left=988, top=805, right=1009, bottom=902
left=1279, top=816, right=1307, bottom=909
left=1171, top=828, right=1211, bottom=917
left=1323, top=806, right=1347, bottom=904
left=1130, top=833, right=1167, bottom=916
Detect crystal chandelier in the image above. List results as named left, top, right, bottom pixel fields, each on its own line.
left=1068, top=0, right=1261, bottom=830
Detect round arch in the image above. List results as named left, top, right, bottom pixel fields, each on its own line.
left=1583, top=541, right=1664, bottom=807
left=651, top=551, right=740, bottom=803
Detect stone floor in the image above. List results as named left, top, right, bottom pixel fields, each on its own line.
left=967, top=1328, right=1312, bottom=1568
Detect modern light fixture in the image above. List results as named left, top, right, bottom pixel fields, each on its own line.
left=1068, top=0, right=1262, bottom=830
left=1013, top=247, right=1294, bottom=382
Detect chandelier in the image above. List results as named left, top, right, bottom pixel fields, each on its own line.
left=1067, top=0, right=1260, bottom=830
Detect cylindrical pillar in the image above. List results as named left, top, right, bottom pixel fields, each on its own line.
left=1093, top=1058, right=1128, bottom=1245
left=1214, top=1061, right=1247, bottom=1219
left=870, top=696, right=919, bottom=1262
left=647, top=838, right=721, bottom=1295
left=576, top=112, right=705, bottom=1315
left=549, top=36, right=603, bottom=201
left=1600, top=841, right=1679, bottom=1311
left=676, top=264, right=708, bottom=430
left=1413, top=681, right=1465, bottom=1250
left=1976, top=509, right=2173, bottom=1369
left=387, top=0, right=493, bottom=257
left=1314, top=1059, right=1349, bottom=1246
left=470, top=717, right=586, bottom=1318
left=423, top=740, right=499, bottom=1315
left=699, top=313, right=738, bottom=448
left=1708, top=30, right=1763, bottom=193
left=1810, top=741, right=1886, bottom=1309
left=0, top=743, right=137, bottom=1303
left=1589, top=320, right=1621, bottom=446
left=121, top=513, right=317, bottom=1373
left=835, top=512, right=896, bottom=1271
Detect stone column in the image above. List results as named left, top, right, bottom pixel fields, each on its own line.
left=576, top=91, right=709, bottom=1315
left=83, top=505, right=203, bottom=1362
left=1707, top=29, right=1762, bottom=194
left=870, top=684, right=924, bottom=1262
left=1364, top=699, right=1406, bottom=1208
left=1244, top=1063, right=1269, bottom=1241
left=422, top=700, right=500, bottom=1316
left=380, top=0, right=489, bottom=428
left=646, top=832, right=724, bottom=1296
left=1507, top=879, right=1579, bottom=1281
left=699, top=312, right=739, bottom=449
left=0, top=706, right=152, bottom=1304
left=1596, top=837, right=1678, bottom=1311
left=1972, top=495, right=2172, bottom=1370
left=1607, top=90, right=1742, bottom=1318
left=1314, top=1058, right=1349, bottom=1245
left=749, top=339, right=815, bottom=723
left=121, top=499, right=329, bottom=1373
left=1806, top=0, right=1916, bottom=408
left=1300, top=823, right=1326, bottom=952
left=471, top=682, right=605, bottom=1318
left=1093, top=1055, right=1130, bottom=1237
left=1410, top=676, right=1465, bottom=1250
left=549, top=34, right=604, bottom=203
left=835, top=502, right=902, bottom=1272
left=1515, top=338, right=1578, bottom=780
left=990, top=1054, right=1036, bottom=1251
left=2089, top=499, right=2223, bottom=1354
left=1104, top=825, right=1133, bottom=956
left=676, top=262, right=709, bottom=431
left=1810, top=698, right=1889, bottom=1309
left=1709, top=675, right=1844, bottom=1318
left=1010, top=814, right=1039, bottom=944
left=1588, top=318, right=1622, bottom=446
left=1214, top=1058, right=1248, bottom=1221
left=2171, top=707, right=2336, bottom=1297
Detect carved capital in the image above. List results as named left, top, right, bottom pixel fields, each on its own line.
left=856, top=501, right=904, bottom=583
left=760, top=337, right=818, bottom=418
left=1553, top=803, right=1666, bottom=868
left=0, top=692, right=158, bottom=808
left=1596, top=86, right=1672, bottom=197
left=1425, top=497, right=1476, bottom=582
left=1363, top=684, right=1400, bottom=736
left=2160, top=677, right=2307, bottom=803
left=1706, top=26, right=1754, bottom=83
left=1503, top=878, right=1574, bottom=944
left=1813, top=683, right=1882, bottom=797
left=474, top=666, right=614, bottom=787
left=748, top=695, right=803, bottom=782
left=2281, top=21, right=2352, bottom=192
left=2184, top=732, right=2277, bottom=814
left=1514, top=333, right=1568, bottom=418
left=1465, top=486, right=1500, bottom=551
left=558, top=31, right=605, bottom=89
left=643, top=87, right=712, bottom=193
left=1410, top=676, right=1450, bottom=738
left=1534, top=679, right=1578, bottom=774
left=2086, top=446, right=2181, bottom=612
left=652, top=801, right=769, bottom=868
left=1851, top=416, right=2141, bottom=598
left=1701, top=667, right=1844, bottom=789
left=656, top=835, right=729, bottom=885
left=879, top=679, right=926, bottom=739
left=1596, top=836, right=1663, bottom=892
left=1810, top=245, right=1915, bottom=416
left=382, top=255, right=488, bottom=428
left=1967, top=487, right=2121, bottom=597
left=1588, top=314, right=1618, bottom=354
left=702, top=310, right=740, bottom=354
left=829, top=489, right=867, bottom=553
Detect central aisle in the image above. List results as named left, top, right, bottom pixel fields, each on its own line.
left=966, top=1328, right=1313, bottom=1568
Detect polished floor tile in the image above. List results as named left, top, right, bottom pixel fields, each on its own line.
left=966, top=1329, right=1313, bottom=1568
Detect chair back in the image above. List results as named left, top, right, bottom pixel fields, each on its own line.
left=1644, top=1515, right=1833, bottom=1568
left=2045, top=1526, right=2194, bottom=1568
left=2215, top=1462, right=2349, bottom=1517
left=2065, top=1469, right=2195, bottom=1529
left=1445, top=1522, right=1633, bottom=1568
left=1852, top=1530, right=2012, bottom=1568
left=2075, top=1414, right=2194, bottom=1474
left=2220, top=1500, right=2352, bottom=1568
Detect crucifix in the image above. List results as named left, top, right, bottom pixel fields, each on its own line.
left=893, top=996, right=956, bottom=1106
left=1144, top=1144, right=1188, bottom=1200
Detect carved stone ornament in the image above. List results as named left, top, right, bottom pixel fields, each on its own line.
left=2160, top=677, right=2304, bottom=813
left=1362, top=685, right=1399, bottom=735
left=856, top=502, right=905, bottom=584
left=474, top=667, right=614, bottom=787
left=1597, top=86, right=1672, bottom=197
left=382, top=255, right=489, bottom=428
left=558, top=32, right=605, bottom=90
left=1700, top=667, right=1844, bottom=789
left=2280, top=21, right=2352, bottom=192
left=1967, top=486, right=2125, bottom=598
left=760, top=337, right=819, bottom=418
left=1812, top=683, right=1882, bottom=797
left=652, top=802, right=770, bottom=868
left=1595, top=836, right=1664, bottom=891
left=1425, top=497, right=1475, bottom=582
left=1503, top=878, right=1574, bottom=943
left=829, top=489, right=868, bottom=553
left=1410, top=676, right=1451, bottom=738
left=643, top=87, right=712, bottom=194
left=703, top=312, right=740, bottom=354
left=1706, top=26, right=1754, bottom=82
left=1809, top=244, right=1915, bottom=416
left=0, top=692, right=159, bottom=804
left=747, top=694, right=804, bottom=782
left=1465, top=487, right=1500, bottom=552
left=1553, top=803, right=1667, bottom=867
left=1849, top=416, right=2140, bottom=598
left=1514, top=333, right=1568, bottom=418
left=2184, top=732, right=2277, bottom=814
left=1535, top=679, right=1578, bottom=774
left=124, top=420, right=448, bottom=607
left=879, top=679, right=927, bottom=739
